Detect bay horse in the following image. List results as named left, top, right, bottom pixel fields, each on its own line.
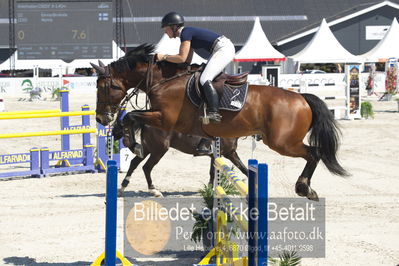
left=92, top=44, right=348, bottom=201
left=114, top=122, right=247, bottom=197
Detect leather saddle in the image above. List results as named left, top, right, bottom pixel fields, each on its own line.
left=186, top=68, right=250, bottom=112
left=215, top=71, right=249, bottom=87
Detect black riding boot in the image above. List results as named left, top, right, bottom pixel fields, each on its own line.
left=196, top=138, right=212, bottom=155
left=203, top=80, right=222, bottom=123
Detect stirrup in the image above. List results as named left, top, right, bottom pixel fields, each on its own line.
left=208, top=112, right=222, bottom=123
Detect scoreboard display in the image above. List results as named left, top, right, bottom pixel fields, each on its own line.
left=16, top=1, right=113, bottom=61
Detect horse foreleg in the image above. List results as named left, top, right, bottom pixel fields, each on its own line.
left=118, top=155, right=147, bottom=197
left=122, top=114, right=144, bottom=149
left=125, top=110, right=166, bottom=130
left=209, top=156, right=215, bottom=186
left=123, top=111, right=166, bottom=158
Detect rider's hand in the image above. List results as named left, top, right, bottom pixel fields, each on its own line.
left=156, top=53, right=168, bottom=61
left=156, top=53, right=164, bottom=61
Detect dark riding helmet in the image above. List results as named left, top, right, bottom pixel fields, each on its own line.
left=161, top=12, right=184, bottom=28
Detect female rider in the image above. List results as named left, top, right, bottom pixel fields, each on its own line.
left=156, top=11, right=236, bottom=124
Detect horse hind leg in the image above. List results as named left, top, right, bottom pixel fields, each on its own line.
left=294, top=146, right=320, bottom=202
left=224, top=151, right=248, bottom=177
left=294, top=145, right=320, bottom=201
left=118, top=155, right=146, bottom=197
left=266, top=136, right=320, bottom=201
left=142, top=152, right=168, bottom=197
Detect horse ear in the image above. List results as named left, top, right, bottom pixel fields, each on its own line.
left=98, top=60, right=106, bottom=67
left=90, top=63, right=106, bottom=75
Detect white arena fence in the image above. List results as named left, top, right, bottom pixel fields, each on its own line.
left=248, top=72, right=387, bottom=119
left=278, top=72, right=386, bottom=95
left=280, top=74, right=348, bottom=119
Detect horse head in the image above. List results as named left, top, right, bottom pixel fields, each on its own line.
left=91, top=61, right=128, bottom=125
left=91, top=43, right=156, bottom=125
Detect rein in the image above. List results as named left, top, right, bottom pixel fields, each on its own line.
left=145, top=59, right=198, bottom=92
left=149, top=71, right=193, bottom=89
left=99, top=57, right=199, bottom=124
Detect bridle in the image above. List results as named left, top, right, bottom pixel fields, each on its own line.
left=97, top=65, right=142, bottom=120
left=97, top=56, right=198, bottom=121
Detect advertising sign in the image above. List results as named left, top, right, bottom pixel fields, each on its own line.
left=346, top=64, right=361, bottom=119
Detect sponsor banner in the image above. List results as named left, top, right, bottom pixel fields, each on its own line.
left=49, top=149, right=84, bottom=160
left=346, top=64, right=362, bottom=119
left=0, top=77, right=96, bottom=94
left=0, top=153, right=31, bottom=165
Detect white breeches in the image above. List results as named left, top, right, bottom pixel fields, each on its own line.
left=200, top=36, right=235, bottom=85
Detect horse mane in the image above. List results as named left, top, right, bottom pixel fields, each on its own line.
left=110, top=43, right=156, bottom=73
left=110, top=42, right=191, bottom=77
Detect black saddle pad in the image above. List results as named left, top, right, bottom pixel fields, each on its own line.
left=186, top=74, right=249, bottom=111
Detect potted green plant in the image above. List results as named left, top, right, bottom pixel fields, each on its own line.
left=268, top=251, right=302, bottom=266
left=191, top=183, right=214, bottom=250
left=52, top=87, right=62, bottom=101
left=361, top=101, right=374, bottom=119
left=191, top=168, right=240, bottom=250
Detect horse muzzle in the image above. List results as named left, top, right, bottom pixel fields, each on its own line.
left=96, top=112, right=114, bottom=126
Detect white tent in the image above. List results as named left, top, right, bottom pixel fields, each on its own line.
left=155, top=33, right=180, bottom=54
left=290, top=19, right=360, bottom=63
left=155, top=33, right=207, bottom=65
left=0, top=41, right=125, bottom=71
left=234, top=17, right=285, bottom=62
left=361, top=18, right=399, bottom=62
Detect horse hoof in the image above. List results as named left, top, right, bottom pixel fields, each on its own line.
left=295, top=182, right=309, bottom=197
left=117, top=189, right=124, bottom=197
left=295, top=182, right=319, bottom=201
left=149, top=189, right=163, bottom=198
left=307, top=188, right=319, bottom=201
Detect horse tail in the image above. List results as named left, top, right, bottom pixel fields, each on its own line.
left=301, top=93, right=349, bottom=176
